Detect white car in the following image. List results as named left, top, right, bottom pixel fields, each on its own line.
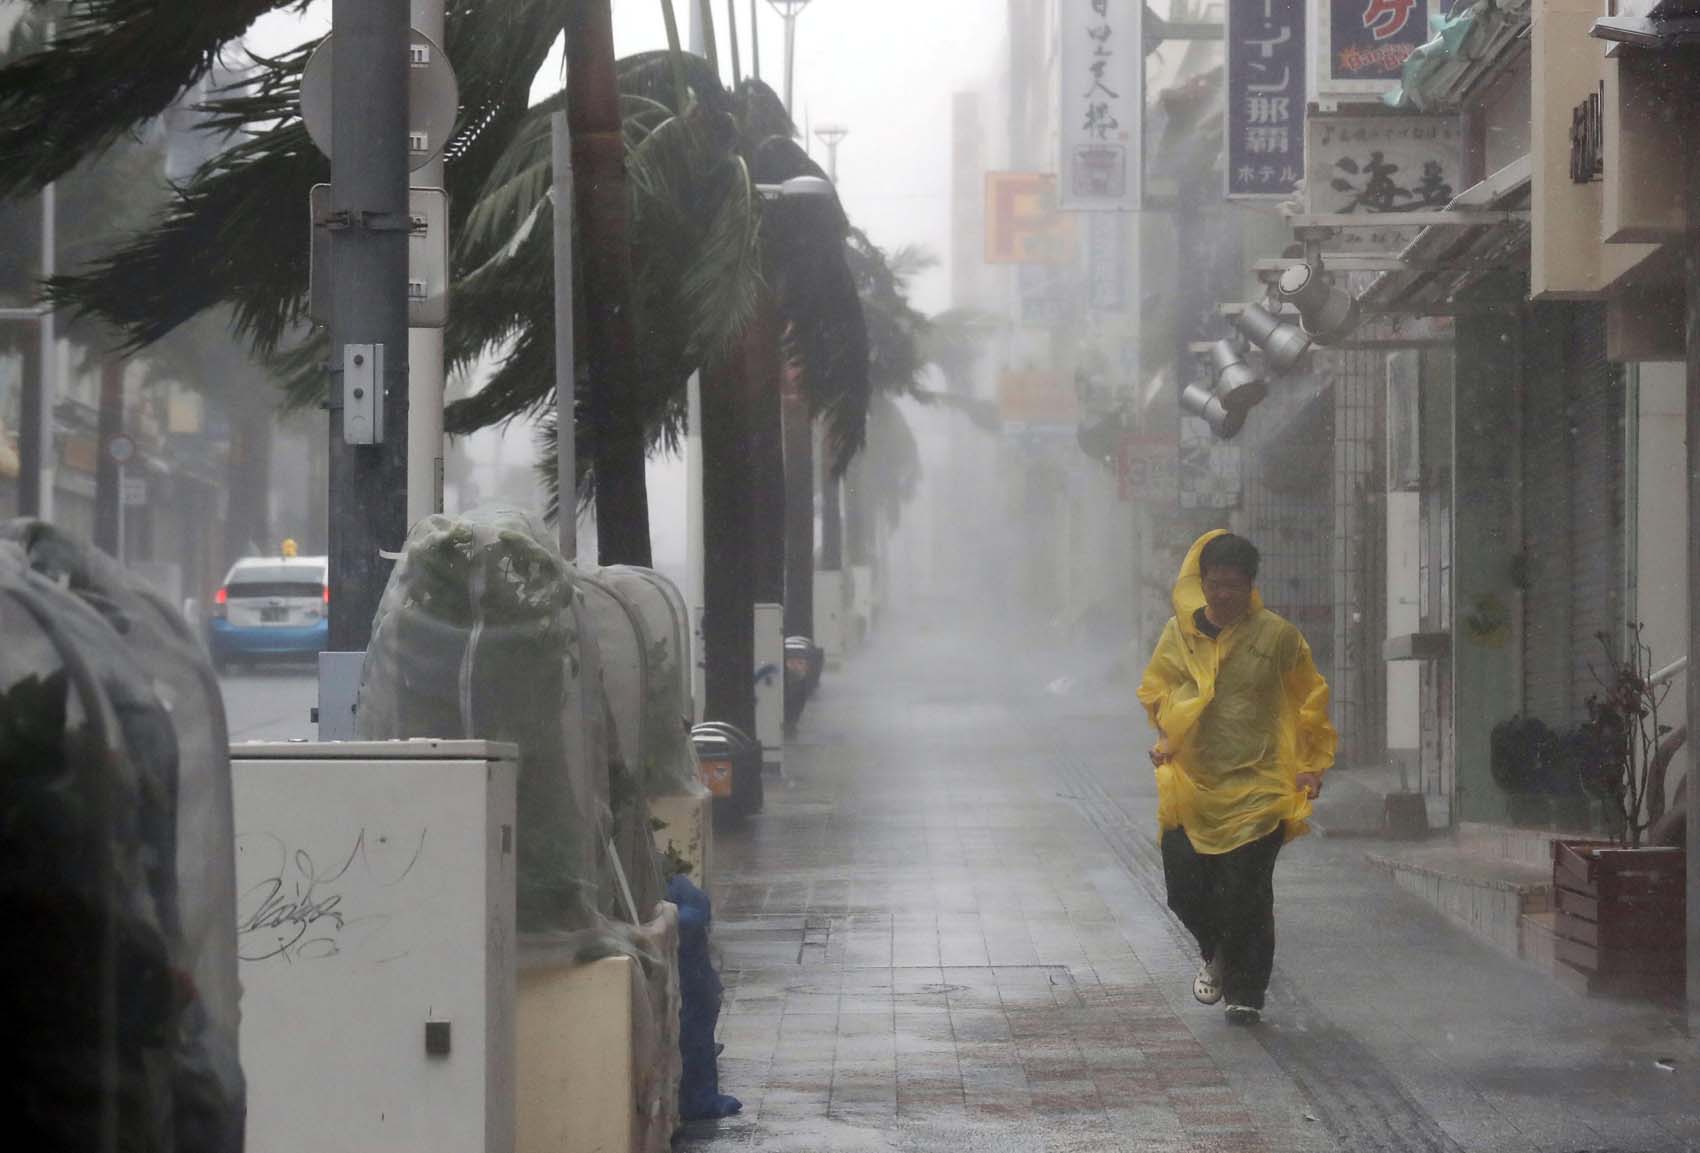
left=207, top=555, right=330, bottom=671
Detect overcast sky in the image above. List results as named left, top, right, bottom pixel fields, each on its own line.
left=249, top=1, right=1008, bottom=315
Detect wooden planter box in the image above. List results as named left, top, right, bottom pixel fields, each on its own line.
left=1551, top=839, right=1686, bottom=1001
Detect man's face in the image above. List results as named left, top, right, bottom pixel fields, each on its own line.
left=1201, top=565, right=1255, bottom=627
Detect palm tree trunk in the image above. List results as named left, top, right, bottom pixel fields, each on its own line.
left=782, top=368, right=814, bottom=637
left=748, top=298, right=786, bottom=606
left=94, top=357, right=123, bottom=557
left=701, top=351, right=756, bottom=738
left=567, top=0, right=651, bottom=567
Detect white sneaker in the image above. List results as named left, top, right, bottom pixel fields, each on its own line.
left=1192, top=958, right=1224, bottom=1005
left=1224, top=1003, right=1262, bottom=1026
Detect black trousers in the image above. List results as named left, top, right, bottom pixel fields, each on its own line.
left=1160, top=826, right=1283, bottom=1009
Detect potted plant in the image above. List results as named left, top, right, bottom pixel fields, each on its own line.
left=1551, top=625, right=1687, bottom=1000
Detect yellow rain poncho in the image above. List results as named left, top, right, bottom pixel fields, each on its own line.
left=1137, top=530, right=1337, bottom=853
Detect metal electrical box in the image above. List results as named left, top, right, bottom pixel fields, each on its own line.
left=231, top=740, right=518, bottom=1153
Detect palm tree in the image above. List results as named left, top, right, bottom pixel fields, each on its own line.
left=0, top=3, right=885, bottom=756
left=565, top=0, right=650, bottom=566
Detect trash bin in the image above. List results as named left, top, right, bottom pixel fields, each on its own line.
left=784, top=637, right=814, bottom=730
left=786, top=635, right=824, bottom=695
left=692, top=722, right=762, bottom=817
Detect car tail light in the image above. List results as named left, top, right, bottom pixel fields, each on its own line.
left=322, top=584, right=331, bottom=605
left=213, top=587, right=227, bottom=619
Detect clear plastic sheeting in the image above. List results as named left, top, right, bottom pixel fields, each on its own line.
left=357, top=508, right=695, bottom=937
left=581, top=567, right=702, bottom=802
left=0, top=521, right=245, bottom=1153
left=359, top=508, right=605, bottom=930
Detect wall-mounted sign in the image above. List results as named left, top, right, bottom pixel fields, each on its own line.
left=985, top=172, right=1078, bottom=265
left=1227, top=0, right=1308, bottom=199
left=1570, top=81, right=1603, bottom=184
left=1059, top=0, right=1143, bottom=210
left=1119, top=433, right=1179, bottom=505
left=1325, top=0, right=1441, bottom=88
left=1305, top=111, right=1462, bottom=251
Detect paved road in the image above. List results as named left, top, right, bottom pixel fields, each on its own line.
left=685, top=609, right=1700, bottom=1153
left=221, top=667, right=317, bottom=742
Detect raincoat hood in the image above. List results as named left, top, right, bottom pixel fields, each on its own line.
left=1173, top=529, right=1264, bottom=633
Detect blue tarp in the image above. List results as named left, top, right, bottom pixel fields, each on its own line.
left=670, top=874, right=742, bottom=1121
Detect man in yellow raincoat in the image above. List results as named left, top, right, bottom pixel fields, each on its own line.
left=1138, top=531, right=1336, bottom=1025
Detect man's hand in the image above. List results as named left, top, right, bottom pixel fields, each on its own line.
left=1149, top=740, right=1173, bottom=768
left=1295, top=772, right=1324, bottom=800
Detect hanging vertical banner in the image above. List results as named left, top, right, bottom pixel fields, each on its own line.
left=1226, top=0, right=1307, bottom=200
left=1059, top=0, right=1143, bottom=211
left=1326, top=0, right=1439, bottom=88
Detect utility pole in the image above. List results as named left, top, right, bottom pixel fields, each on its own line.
left=407, top=0, right=445, bottom=527
left=766, top=0, right=812, bottom=117
left=552, top=103, right=577, bottom=562
left=1685, top=106, right=1700, bottom=1032
left=813, top=122, right=848, bottom=576
left=16, top=14, right=58, bottom=519
left=327, top=0, right=411, bottom=652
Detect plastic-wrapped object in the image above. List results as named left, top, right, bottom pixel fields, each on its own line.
left=581, top=568, right=699, bottom=800
left=668, top=874, right=741, bottom=1121
left=0, top=522, right=245, bottom=1152
left=359, top=508, right=605, bottom=931
left=599, top=565, right=696, bottom=739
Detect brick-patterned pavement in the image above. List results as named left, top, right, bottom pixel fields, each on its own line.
left=683, top=625, right=1315, bottom=1153
left=681, top=619, right=1699, bottom=1153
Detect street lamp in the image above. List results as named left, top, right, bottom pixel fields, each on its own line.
left=765, top=0, right=813, bottom=118
left=814, top=124, right=848, bottom=183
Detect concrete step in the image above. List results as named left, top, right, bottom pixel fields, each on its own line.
left=1366, top=841, right=1553, bottom=962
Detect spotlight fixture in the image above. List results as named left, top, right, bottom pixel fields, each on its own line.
left=1233, top=302, right=1312, bottom=373
left=1277, top=259, right=1360, bottom=345
left=1208, top=338, right=1267, bottom=413
left=1181, top=380, right=1245, bottom=440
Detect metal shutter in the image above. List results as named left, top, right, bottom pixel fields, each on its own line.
left=1520, top=304, right=1623, bottom=728
left=1521, top=307, right=1573, bottom=725
left=1566, top=307, right=1622, bottom=717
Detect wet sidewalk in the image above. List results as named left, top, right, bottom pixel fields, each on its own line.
left=685, top=613, right=1700, bottom=1153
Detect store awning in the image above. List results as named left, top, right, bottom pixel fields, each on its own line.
left=1356, top=156, right=1532, bottom=315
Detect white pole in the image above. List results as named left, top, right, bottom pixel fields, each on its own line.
left=783, top=11, right=797, bottom=116
left=407, top=0, right=445, bottom=527
left=689, top=0, right=706, bottom=53
left=686, top=370, right=706, bottom=720
left=116, top=463, right=126, bottom=564
left=552, top=106, right=577, bottom=561
left=38, top=177, right=55, bottom=522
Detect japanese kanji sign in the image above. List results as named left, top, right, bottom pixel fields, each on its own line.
left=1059, top=0, right=1143, bottom=210
left=1226, top=0, right=1307, bottom=199
left=1304, top=111, right=1462, bottom=251
left=1327, top=0, right=1439, bottom=85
